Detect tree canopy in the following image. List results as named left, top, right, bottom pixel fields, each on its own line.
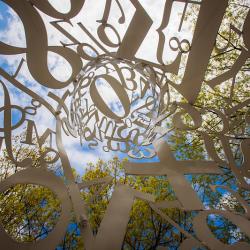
left=0, top=0, right=250, bottom=249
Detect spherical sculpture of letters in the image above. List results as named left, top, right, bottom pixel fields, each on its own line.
left=70, top=56, right=161, bottom=157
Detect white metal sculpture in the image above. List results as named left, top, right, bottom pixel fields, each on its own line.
left=0, top=0, right=250, bottom=249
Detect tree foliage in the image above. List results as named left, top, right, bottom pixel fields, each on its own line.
left=0, top=0, right=250, bottom=249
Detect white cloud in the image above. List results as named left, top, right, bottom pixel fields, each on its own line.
left=48, top=0, right=71, bottom=13
left=0, top=0, right=196, bottom=174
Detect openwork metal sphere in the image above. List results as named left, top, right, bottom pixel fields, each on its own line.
left=70, top=56, right=161, bottom=156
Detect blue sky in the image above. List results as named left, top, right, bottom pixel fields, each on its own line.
left=1, top=0, right=177, bottom=175
left=1, top=1, right=250, bottom=248
left=0, top=2, right=9, bottom=29
left=0, top=0, right=241, bottom=182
